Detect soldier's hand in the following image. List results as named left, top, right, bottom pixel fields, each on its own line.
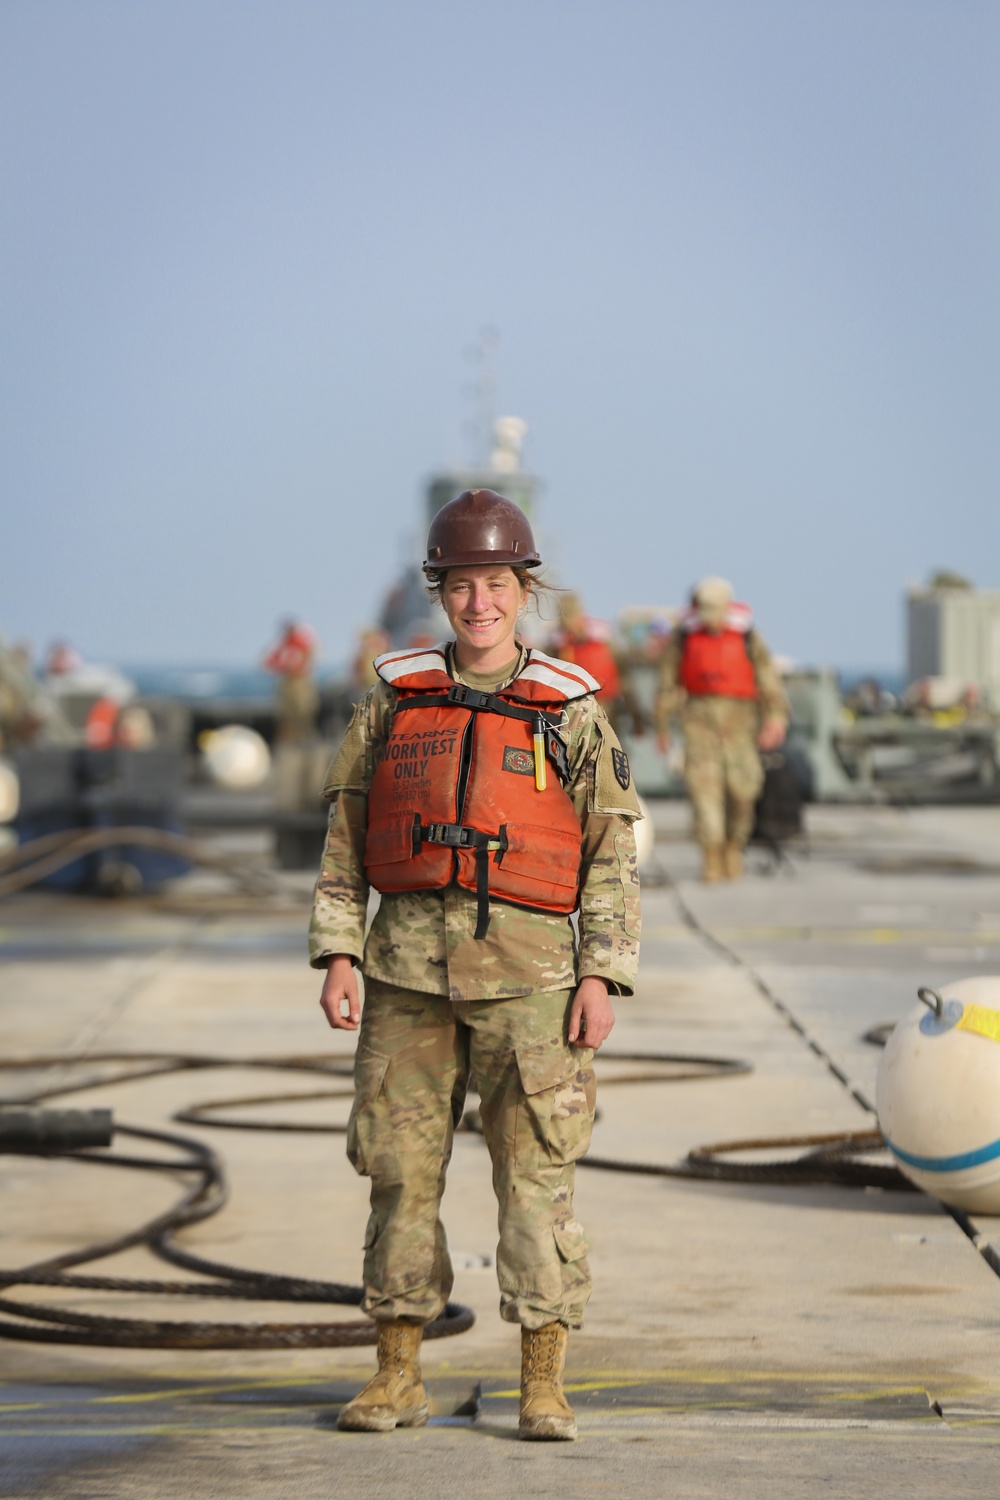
left=757, top=719, right=786, bottom=751
left=568, top=976, right=616, bottom=1050
left=656, top=730, right=671, bottom=755
left=320, top=955, right=361, bottom=1030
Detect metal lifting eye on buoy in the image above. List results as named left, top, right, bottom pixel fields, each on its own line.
left=917, top=986, right=945, bottom=1019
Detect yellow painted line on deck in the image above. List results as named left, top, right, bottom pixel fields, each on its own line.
left=0, top=1424, right=314, bottom=1439
left=0, top=1420, right=943, bottom=1439
left=482, top=1376, right=935, bottom=1402
left=0, top=1375, right=344, bottom=1414
left=652, top=926, right=1000, bottom=946
left=0, top=1366, right=986, bottom=1414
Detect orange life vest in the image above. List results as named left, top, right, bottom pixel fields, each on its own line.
left=679, top=626, right=758, bottom=699
left=556, top=638, right=621, bottom=702
left=264, top=623, right=317, bottom=678
left=85, top=697, right=120, bottom=749
left=365, top=646, right=599, bottom=937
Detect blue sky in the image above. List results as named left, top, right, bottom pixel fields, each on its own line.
left=2, top=1, right=997, bottom=671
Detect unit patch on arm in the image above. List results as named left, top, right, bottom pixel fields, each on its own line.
left=590, top=713, right=643, bottom=817
left=502, top=745, right=535, bottom=776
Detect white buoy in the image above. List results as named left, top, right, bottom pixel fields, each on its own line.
left=634, top=794, right=655, bottom=871
left=877, top=976, right=1000, bottom=1212
left=199, top=726, right=271, bottom=791
left=0, top=760, right=19, bottom=823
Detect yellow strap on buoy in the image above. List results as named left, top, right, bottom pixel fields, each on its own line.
left=956, top=1004, right=1000, bottom=1044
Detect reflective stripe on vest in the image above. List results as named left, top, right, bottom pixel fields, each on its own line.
left=365, top=648, right=596, bottom=935
left=679, top=630, right=758, bottom=699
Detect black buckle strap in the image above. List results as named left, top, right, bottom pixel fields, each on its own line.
left=423, top=821, right=478, bottom=849
left=416, top=819, right=508, bottom=939
left=394, top=687, right=559, bottom=729
left=419, top=820, right=507, bottom=855
left=446, top=684, right=494, bottom=709
left=474, top=844, right=491, bottom=940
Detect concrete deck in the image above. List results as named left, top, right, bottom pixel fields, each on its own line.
left=2, top=805, right=1000, bottom=1496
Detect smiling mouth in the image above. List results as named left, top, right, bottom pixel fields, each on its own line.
left=464, top=617, right=501, bottom=629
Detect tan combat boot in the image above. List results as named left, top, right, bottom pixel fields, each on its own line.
left=519, top=1322, right=577, bottom=1441
left=723, top=843, right=744, bottom=880
left=337, top=1319, right=429, bottom=1432
left=700, top=845, right=726, bottom=883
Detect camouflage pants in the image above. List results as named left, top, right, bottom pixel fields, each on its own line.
left=347, top=977, right=595, bottom=1330
left=683, top=702, right=763, bottom=849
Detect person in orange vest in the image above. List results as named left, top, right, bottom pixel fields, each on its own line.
left=350, top=626, right=391, bottom=699
left=654, top=577, right=788, bottom=883
left=550, top=594, right=646, bottom=737
left=84, top=697, right=120, bottom=749
left=263, top=618, right=320, bottom=743
left=310, top=489, right=641, bottom=1442
left=44, top=640, right=83, bottom=677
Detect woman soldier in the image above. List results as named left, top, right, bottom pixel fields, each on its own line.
left=310, top=489, right=641, bottom=1441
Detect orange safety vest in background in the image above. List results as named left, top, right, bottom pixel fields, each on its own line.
left=264, top=624, right=317, bottom=678
left=555, top=638, right=621, bottom=702
left=364, top=646, right=599, bottom=937
left=84, top=697, right=120, bottom=749
left=679, top=621, right=758, bottom=700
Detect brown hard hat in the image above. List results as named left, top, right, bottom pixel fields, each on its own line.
left=423, top=489, right=541, bottom=572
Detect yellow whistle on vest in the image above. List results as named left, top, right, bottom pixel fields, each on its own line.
left=533, top=728, right=547, bottom=791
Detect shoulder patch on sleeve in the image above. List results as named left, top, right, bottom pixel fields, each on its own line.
left=592, top=716, right=643, bottom=818
left=322, top=701, right=371, bottom=798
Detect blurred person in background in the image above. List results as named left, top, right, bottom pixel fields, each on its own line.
left=954, top=683, right=994, bottom=726
left=350, top=626, right=391, bottom=699
left=0, top=637, right=43, bottom=749
left=44, top=639, right=83, bottom=678
left=83, top=700, right=156, bottom=750
left=901, top=678, right=995, bottom=728
left=549, top=592, right=646, bottom=737
left=263, top=617, right=319, bottom=744
left=655, top=577, right=788, bottom=883
left=842, top=676, right=897, bottom=719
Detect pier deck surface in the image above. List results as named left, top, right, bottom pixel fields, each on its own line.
left=2, top=804, right=1000, bottom=1497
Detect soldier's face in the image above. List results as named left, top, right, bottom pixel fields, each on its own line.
left=442, top=566, right=527, bottom=658
left=697, top=602, right=728, bottom=633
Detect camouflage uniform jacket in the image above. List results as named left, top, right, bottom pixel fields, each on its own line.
left=309, top=647, right=642, bottom=1002
left=653, top=627, right=789, bottom=735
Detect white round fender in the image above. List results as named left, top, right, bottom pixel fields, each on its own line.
left=0, top=760, right=20, bottom=824
left=200, top=725, right=271, bottom=791
left=877, top=976, right=1000, bottom=1212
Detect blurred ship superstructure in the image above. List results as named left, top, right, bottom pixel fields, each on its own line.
left=378, top=417, right=540, bottom=648
left=908, top=573, right=1000, bottom=705
left=7, top=438, right=1000, bottom=897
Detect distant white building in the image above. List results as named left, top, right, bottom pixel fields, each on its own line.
left=907, top=575, right=1000, bottom=703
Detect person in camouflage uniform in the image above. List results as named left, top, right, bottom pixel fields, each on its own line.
left=548, top=592, right=647, bottom=738
left=654, top=576, right=788, bottom=883
left=263, top=619, right=320, bottom=744
left=311, top=490, right=641, bottom=1442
